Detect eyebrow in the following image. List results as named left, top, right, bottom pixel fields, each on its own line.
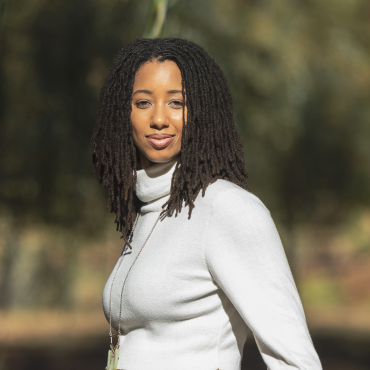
left=167, top=89, right=183, bottom=94
left=132, top=89, right=152, bottom=96
left=132, top=89, right=183, bottom=96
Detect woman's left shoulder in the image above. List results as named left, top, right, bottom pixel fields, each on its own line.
left=202, top=179, right=270, bottom=217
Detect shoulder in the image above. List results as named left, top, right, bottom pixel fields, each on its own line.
left=202, top=180, right=285, bottom=270
left=203, top=180, right=286, bottom=273
left=198, top=179, right=270, bottom=218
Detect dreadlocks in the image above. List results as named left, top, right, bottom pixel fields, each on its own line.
left=91, top=38, right=248, bottom=244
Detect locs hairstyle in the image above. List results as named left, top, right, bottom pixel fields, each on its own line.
left=92, top=38, right=248, bottom=244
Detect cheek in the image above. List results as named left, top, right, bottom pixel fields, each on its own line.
left=130, top=110, right=137, bottom=130
left=130, top=113, right=144, bottom=149
left=174, top=107, right=187, bottom=130
left=170, top=111, right=185, bottom=132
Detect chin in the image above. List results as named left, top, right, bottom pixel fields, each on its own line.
left=146, top=152, right=179, bottom=164
left=150, top=156, right=177, bottom=164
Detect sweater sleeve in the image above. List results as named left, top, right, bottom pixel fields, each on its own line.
left=204, top=187, right=322, bottom=370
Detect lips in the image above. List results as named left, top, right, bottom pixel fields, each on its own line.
left=146, top=133, right=175, bottom=149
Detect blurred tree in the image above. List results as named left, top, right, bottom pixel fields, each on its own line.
left=0, top=0, right=149, bottom=231
left=144, top=0, right=168, bottom=38
left=0, top=0, right=370, bottom=307
left=0, top=0, right=6, bottom=33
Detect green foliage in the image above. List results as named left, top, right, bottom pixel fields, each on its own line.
left=1, top=0, right=369, bottom=230
left=144, top=0, right=168, bottom=38
left=0, top=0, right=7, bottom=34
left=163, top=0, right=370, bottom=226
left=0, top=0, right=370, bottom=308
left=300, top=277, right=344, bottom=307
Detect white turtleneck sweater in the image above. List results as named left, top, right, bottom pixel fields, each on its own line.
left=102, top=159, right=322, bottom=370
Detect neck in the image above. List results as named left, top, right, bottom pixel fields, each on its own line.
left=135, top=157, right=178, bottom=207
left=137, top=152, right=155, bottom=170
left=137, top=151, right=178, bottom=171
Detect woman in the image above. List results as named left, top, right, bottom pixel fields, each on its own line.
left=92, top=38, right=322, bottom=370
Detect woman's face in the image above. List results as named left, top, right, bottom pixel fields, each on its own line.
left=131, top=59, right=185, bottom=170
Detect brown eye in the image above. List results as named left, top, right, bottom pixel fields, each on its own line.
left=135, top=101, right=151, bottom=108
left=169, top=100, right=183, bottom=108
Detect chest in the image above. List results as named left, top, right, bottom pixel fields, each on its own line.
left=103, top=210, right=218, bottom=331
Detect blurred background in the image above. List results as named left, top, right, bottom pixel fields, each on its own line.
left=0, top=0, right=370, bottom=369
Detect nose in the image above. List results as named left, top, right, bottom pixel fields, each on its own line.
left=150, top=103, right=169, bottom=130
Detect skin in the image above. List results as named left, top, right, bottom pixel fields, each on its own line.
left=131, top=59, right=186, bottom=170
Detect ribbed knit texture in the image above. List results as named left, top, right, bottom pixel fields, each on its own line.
left=102, top=160, right=322, bottom=370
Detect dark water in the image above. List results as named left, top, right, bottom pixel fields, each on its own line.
left=1, top=331, right=369, bottom=370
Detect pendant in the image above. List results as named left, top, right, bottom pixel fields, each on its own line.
left=106, top=348, right=119, bottom=370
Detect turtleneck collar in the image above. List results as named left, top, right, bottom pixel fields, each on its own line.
left=135, top=157, right=177, bottom=213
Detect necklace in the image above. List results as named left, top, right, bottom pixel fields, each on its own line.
left=106, top=207, right=166, bottom=370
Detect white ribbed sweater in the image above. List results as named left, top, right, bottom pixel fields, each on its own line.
left=102, top=159, right=322, bottom=370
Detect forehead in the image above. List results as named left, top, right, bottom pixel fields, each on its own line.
left=133, top=60, right=182, bottom=89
